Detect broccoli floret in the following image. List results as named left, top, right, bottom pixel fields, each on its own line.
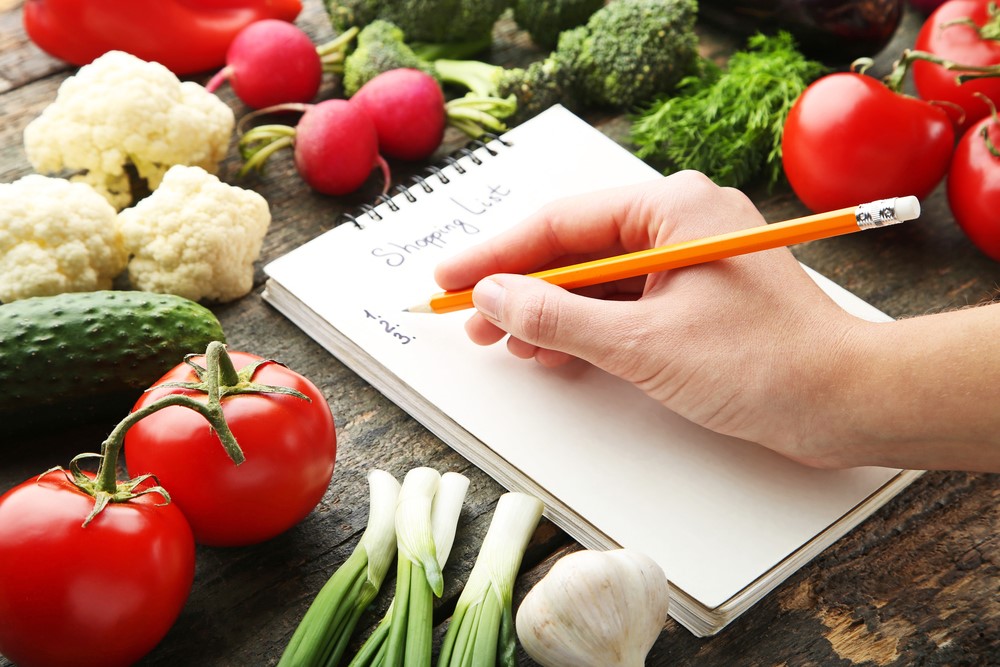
left=325, top=0, right=508, bottom=49
left=435, top=56, right=574, bottom=126
left=342, top=20, right=435, bottom=95
left=512, top=0, right=604, bottom=50
left=557, top=0, right=700, bottom=109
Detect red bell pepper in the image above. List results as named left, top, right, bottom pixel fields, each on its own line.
left=23, top=0, right=303, bottom=75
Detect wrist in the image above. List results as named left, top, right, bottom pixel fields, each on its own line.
left=773, top=313, right=883, bottom=469
left=788, top=306, right=1000, bottom=472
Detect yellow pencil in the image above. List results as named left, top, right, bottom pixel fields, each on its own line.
left=407, top=196, right=920, bottom=314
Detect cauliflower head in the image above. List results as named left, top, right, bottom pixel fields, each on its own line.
left=23, top=51, right=234, bottom=210
left=118, top=165, right=270, bottom=303
left=0, top=175, right=127, bottom=303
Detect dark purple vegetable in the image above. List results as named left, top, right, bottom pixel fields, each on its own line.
left=698, top=0, right=904, bottom=63
left=908, top=0, right=947, bottom=12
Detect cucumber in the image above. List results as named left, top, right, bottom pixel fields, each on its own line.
left=0, top=290, right=226, bottom=436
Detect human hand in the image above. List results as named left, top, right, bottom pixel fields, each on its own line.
left=434, top=171, right=868, bottom=467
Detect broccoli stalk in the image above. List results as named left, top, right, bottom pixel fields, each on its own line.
left=438, top=0, right=702, bottom=119
left=342, top=0, right=701, bottom=137
left=435, top=57, right=573, bottom=126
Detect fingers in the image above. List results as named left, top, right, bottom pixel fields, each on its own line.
left=469, top=274, right=639, bottom=372
left=464, top=310, right=576, bottom=366
left=435, top=172, right=759, bottom=293
left=434, top=179, right=657, bottom=292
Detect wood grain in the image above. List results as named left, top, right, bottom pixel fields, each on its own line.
left=1, top=2, right=997, bottom=666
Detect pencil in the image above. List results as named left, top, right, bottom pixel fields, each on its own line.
left=406, top=195, right=920, bottom=314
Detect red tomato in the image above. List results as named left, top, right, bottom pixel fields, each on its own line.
left=124, top=351, right=336, bottom=546
left=782, top=72, right=955, bottom=212
left=913, top=0, right=1000, bottom=133
left=0, top=472, right=195, bottom=667
left=947, top=113, right=1000, bottom=258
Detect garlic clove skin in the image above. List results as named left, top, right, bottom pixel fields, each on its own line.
left=515, top=549, right=670, bottom=667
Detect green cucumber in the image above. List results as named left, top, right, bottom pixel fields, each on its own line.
left=0, top=290, right=226, bottom=436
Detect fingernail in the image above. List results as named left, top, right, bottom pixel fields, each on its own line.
left=472, top=278, right=504, bottom=321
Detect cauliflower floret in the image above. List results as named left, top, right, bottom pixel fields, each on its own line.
left=118, top=165, right=270, bottom=303
left=0, top=175, right=126, bottom=303
left=23, top=50, right=234, bottom=210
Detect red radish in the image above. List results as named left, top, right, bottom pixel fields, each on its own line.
left=239, top=100, right=391, bottom=196
left=351, top=68, right=447, bottom=161
left=206, top=19, right=322, bottom=109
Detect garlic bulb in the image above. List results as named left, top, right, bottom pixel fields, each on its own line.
left=515, top=549, right=670, bottom=667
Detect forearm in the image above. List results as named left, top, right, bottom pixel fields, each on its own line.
left=800, top=303, right=1000, bottom=472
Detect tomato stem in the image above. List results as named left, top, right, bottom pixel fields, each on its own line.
left=941, top=3, right=1000, bottom=42
left=64, top=341, right=311, bottom=525
left=887, top=49, right=1000, bottom=93
left=93, top=386, right=245, bottom=495
left=986, top=2, right=1000, bottom=41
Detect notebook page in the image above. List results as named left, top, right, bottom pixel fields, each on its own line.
left=264, top=105, right=902, bottom=611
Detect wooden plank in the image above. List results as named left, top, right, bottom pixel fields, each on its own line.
left=0, top=1, right=997, bottom=665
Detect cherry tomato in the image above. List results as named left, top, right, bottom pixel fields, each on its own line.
left=782, top=72, right=955, bottom=212
left=124, top=351, right=336, bottom=547
left=947, top=112, right=1000, bottom=258
left=0, top=471, right=195, bottom=667
left=913, top=0, right=1000, bottom=133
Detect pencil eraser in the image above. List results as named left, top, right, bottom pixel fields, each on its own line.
left=895, top=196, right=920, bottom=222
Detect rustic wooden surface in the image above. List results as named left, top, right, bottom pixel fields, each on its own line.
left=2, top=2, right=999, bottom=665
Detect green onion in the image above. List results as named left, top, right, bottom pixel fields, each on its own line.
left=278, top=469, right=401, bottom=667
left=437, top=492, right=544, bottom=667
left=349, top=469, right=470, bottom=667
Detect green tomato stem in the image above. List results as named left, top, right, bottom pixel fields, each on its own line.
left=884, top=48, right=1000, bottom=93
left=940, top=2, right=1000, bottom=41
left=79, top=341, right=316, bottom=525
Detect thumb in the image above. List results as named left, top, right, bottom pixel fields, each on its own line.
left=472, top=274, right=634, bottom=367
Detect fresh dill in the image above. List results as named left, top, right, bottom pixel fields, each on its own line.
left=630, top=32, right=827, bottom=189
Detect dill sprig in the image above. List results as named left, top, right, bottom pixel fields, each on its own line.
left=630, top=31, right=827, bottom=189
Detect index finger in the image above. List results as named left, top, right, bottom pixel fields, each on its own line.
left=434, top=178, right=663, bottom=291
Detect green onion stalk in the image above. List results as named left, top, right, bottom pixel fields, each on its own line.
left=278, top=469, right=402, bottom=667
left=437, top=493, right=544, bottom=667
left=348, top=469, right=470, bottom=667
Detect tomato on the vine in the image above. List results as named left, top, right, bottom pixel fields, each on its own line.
left=124, top=348, right=337, bottom=547
left=782, top=71, right=955, bottom=212
left=0, top=471, right=195, bottom=667
left=913, top=0, right=1000, bottom=133
left=947, top=111, right=1000, bottom=258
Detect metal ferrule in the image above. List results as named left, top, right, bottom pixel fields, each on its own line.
left=855, top=198, right=905, bottom=230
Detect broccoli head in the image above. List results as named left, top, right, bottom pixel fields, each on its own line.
left=557, top=0, right=700, bottom=109
left=512, top=0, right=604, bottom=50
left=342, top=20, right=435, bottom=95
left=325, top=0, right=508, bottom=48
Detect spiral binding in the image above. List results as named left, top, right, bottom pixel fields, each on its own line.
left=341, top=132, right=512, bottom=230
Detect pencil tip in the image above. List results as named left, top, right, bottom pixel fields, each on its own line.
left=405, top=303, right=434, bottom=313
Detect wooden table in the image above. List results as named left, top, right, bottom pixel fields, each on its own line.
left=2, top=2, right=998, bottom=665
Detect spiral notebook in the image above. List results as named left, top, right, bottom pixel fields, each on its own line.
left=262, top=105, right=922, bottom=636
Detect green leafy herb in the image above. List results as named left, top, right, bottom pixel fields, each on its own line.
left=630, top=32, right=827, bottom=188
